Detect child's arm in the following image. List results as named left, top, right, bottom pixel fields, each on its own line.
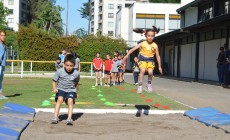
left=123, top=43, right=142, bottom=60
left=52, top=81, right=58, bottom=93
left=155, top=46, right=163, bottom=75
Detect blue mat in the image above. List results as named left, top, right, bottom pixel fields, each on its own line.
left=197, top=114, right=230, bottom=126
left=4, top=102, right=35, bottom=114
left=0, top=108, right=34, bottom=121
left=0, top=116, right=29, bottom=132
left=0, top=127, right=20, bottom=140
left=184, top=107, right=222, bottom=120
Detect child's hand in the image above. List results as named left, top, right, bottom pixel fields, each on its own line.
left=75, top=93, right=79, bottom=98
left=159, top=67, right=163, bottom=75
left=53, top=88, right=58, bottom=93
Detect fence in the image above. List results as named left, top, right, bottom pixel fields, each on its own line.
left=6, top=60, right=104, bottom=78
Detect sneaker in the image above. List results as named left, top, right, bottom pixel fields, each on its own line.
left=0, top=95, right=8, bottom=99
left=135, top=83, right=139, bottom=86
left=104, top=84, right=107, bottom=86
left=51, top=116, right=59, bottom=124
left=95, top=83, right=98, bottom=86
left=146, top=84, right=153, bottom=92
left=66, top=118, right=73, bottom=125
left=137, top=86, right=143, bottom=94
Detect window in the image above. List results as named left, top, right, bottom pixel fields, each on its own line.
left=117, top=4, right=122, bottom=9
left=98, top=23, right=102, bottom=29
left=225, top=1, right=230, bottom=14
left=108, top=4, right=114, bottom=9
left=21, top=3, right=26, bottom=10
left=99, top=15, right=102, bottom=20
left=99, top=6, right=102, bottom=12
left=8, top=0, right=14, bottom=5
left=7, top=18, right=14, bottom=23
left=108, top=31, right=114, bottom=36
left=198, top=5, right=213, bottom=23
left=108, top=22, right=113, bottom=27
left=108, top=13, right=114, bottom=18
left=168, top=15, right=180, bottom=31
left=9, top=9, right=13, bottom=14
left=135, top=14, right=165, bottom=33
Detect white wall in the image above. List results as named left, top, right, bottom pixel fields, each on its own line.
left=185, top=7, right=198, bottom=27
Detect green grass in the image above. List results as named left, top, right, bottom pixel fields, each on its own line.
left=0, top=78, right=190, bottom=110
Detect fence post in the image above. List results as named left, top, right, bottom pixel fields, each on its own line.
left=30, top=62, right=32, bottom=73
left=21, top=61, right=23, bottom=78
left=91, top=63, right=93, bottom=77
left=11, top=61, right=14, bottom=73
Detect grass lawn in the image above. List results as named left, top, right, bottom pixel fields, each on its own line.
left=0, top=77, right=190, bottom=110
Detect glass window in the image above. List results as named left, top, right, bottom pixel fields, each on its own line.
left=9, top=9, right=13, bottom=14
left=117, top=4, right=122, bottom=9
left=108, top=31, right=113, bottom=36
left=99, top=6, right=102, bottom=12
left=7, top=18, right=14, bottom=23
left=108, top=4, right=114, bottom=9
left=108, top=22, right=113, bottom=27
left=8, top=0, right=14, bottom=5
left=108, top=13, right=114, bottom=18
left=225, top=1, right=230, bottom=14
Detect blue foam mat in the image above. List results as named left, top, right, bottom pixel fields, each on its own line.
left=0, top=127, right=20, bottom=140
left=0, top=108, right=34, bottom=121
left=4, top=102, right=35, bottom=114
left=0, top=116, right=29, bottom=132
left=197, top=113, right=230, bottom=126
left=184, top=107, right=221, bottom=120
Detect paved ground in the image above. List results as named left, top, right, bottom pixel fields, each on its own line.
left=125, top=74, right=230, bottom=114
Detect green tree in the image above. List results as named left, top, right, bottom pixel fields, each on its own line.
left=0, top=2, right=10, bottom=29
left=78, top=1, right=91, bottom=34
left=74, top=28, right=88, bottom=38
left=149, top=0, right=180, bottom=3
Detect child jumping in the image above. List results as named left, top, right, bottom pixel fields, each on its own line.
left=123, top=28, right=162, bottom=93
left=51, top=54, right=80, bottom=125
left=93, top=52, right=103, bottom=86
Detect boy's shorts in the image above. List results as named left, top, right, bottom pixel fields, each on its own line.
left=118, top=69, right=123, bottom=73
left=138, top=61, right=155, bottom=71
left=55, top=90, right=76, bottom=105
left=94, top=69, right=102, bottom=72
left=104, top=70, right=111, bottom=75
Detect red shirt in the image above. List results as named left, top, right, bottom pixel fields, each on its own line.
left=93, top=58, right=103, bottom=69
left=104, top=59, right=113, bottom=71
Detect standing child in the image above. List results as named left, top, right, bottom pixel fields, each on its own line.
left=123, top=28, right=162, bottom=93
left=73, top=52, right=80, bottom=71
left=51, top=54, right=80, bottom=125
left=0, top=30, right=7, bottom=99
left=121, top=53, right=126, bottom=83
left=104, top=54, right=113, bottom=86
left=117, top=54, right=124, bottom=84
left=133, top=57, right=139, bottom=85
left=111, top=55, right=119, bottom=85
left=93, top=52, right=103, bottom=86
left=55, top=57, right=63, bottom=70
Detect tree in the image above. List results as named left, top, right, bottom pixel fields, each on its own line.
left=149, top=0, right=180, bottom=3
left=0, top=2, right=9, bottom=30
left=73, top=28, right=88, bottom=38
left=78, top=1, right=91, bottom=34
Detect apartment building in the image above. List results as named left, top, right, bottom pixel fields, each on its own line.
left=1, top=0, right=27, bottom=31
left=89, top=0, right=149, bottom=36
left=155, top=0, right=230, bottom=81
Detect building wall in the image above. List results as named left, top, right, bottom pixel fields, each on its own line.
left=184, top=7, right=198, bottom=27
left=116, top=8, right=129, bottom=41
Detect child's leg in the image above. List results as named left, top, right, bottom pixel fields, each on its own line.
left=108, top=74, right=111, bottom=85
left=99, top=71, right=102, bottom=85
left=147, top=68, right=153, bottom=84
left=67, top=98, right=74, bottom=119
left=104, top=74, right=108, bottom=84
left=54, top=96, right=64, bottom=117
left=139, top=68, right=145, bottom=86
left=95, top=71, right=98, bottom=85
left=119, top=72, right=123, bottom=83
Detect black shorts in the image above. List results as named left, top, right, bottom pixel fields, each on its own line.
left=104, top=70, right=111, bottom=75
left=94, top=69, right=102, bottom=72
left=118, top=69, right=123, bottom=73
left=55, top=90, right=76, bottom=105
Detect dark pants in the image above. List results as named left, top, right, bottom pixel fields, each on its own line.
left=223, top=65, right=230, bottom=86
left=133, top=72, right=139, bottom=84
left=217, top=64, right=224, bottom=84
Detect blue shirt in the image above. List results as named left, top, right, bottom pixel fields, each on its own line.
left=0, top=42, right=7, bottom=66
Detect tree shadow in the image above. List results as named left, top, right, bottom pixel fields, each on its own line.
left=135, top=105, right=150, bottom=117
left=58, top=113, right=84, bottom=121
left=6, top=93, right=22, bottom=98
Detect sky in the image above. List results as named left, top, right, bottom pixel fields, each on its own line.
left=56, top=0, right=88, bottom=35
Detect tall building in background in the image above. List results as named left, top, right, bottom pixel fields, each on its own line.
left=1, top=0, right=28, bottom=31
left=89, top=0, right=148, bottom=36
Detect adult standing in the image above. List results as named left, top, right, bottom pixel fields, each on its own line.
left=216, top=47, right=224, bottom=85
left=223, top=44, right=230, bottom=88
left=0, top=30, right=8, bottom=99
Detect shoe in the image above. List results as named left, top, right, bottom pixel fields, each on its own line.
left=137, top=86, right=143, bottom=94
left=100, top=83, right=103, bottom=86
left=66, top=118, right=73, bottom=125
left=146, top=84, right=153, bottom=92
left=51, top=116, right=59, bottom=124
left=104, top=84, right=107, bottom=86
left=95, top=83, right=98, bottom=86
left=135, top=83, right=139, bottom=86
left=0, top=95, right=8, bottom=99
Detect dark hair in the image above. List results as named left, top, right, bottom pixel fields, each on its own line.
left=0, top=30, right=6, bottom=35
left=64, top=54, right=75, bottom=65
left=57, top=57, right=61, bottom=60
left=152, top=26, right=160, bottom=34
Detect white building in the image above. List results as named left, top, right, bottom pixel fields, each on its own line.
left=116, top=2, right=181, bottom=47
left=1, top=0, right=27, bottom=31
left=156, top=0, right=230, bottom=82
left=89, top=0, right=149, bottom=36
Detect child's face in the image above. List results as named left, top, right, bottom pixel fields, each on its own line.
left=145, top=31, right=155, bottom=43
left=114, top=57, right=118, bottom=60
left=56, top=59, right=60, bottom=63
left=106, top=55, right=110, bottom=59
left=96, top=53, right=100, bottom=58
left=118, top=55, right=121, bottom=60
left=64, top=61, right=74, bottom=72
left=134, top=57, right=138, bottom=62
left=62, top=50, right=66, bottom=55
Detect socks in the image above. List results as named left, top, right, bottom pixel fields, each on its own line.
left=148, top=80, right=151, bottom=84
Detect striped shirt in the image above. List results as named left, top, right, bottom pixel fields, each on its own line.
left=52, top=68, right=80, bottom=92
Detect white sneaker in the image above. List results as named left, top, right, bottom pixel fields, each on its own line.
left=146, top=84, right=153, bottom=92
left=137, top=86, right=143, bottom=94
left=95, top=83, right=98, bottom=86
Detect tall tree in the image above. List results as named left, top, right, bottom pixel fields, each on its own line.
left=78, top=1, right=91, bottom=34
left=0, top=2, right=10, bottom=30
left=149, top=0, right=180, bottom=3
left=74, top=28, right=88, bottom=38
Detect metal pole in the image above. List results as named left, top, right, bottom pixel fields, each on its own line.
left=21, top=61, right=23, bottom=78
left=30, top=62, right=32, bottom=73
left=91, top=63, right=93, bottom=76
left=11, top=62, right=13, bottom=73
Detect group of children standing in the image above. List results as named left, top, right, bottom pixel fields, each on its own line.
left=93, top=51, right=126, bottom=87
